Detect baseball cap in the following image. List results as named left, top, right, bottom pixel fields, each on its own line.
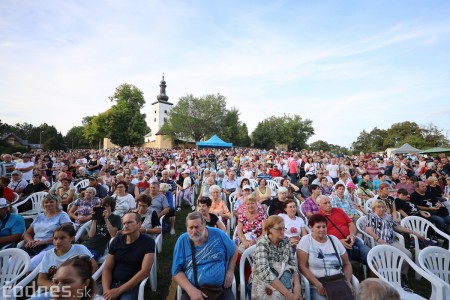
left=88, top=175, right=98, bottom=180
left=182, top=169, right=190, bottom=174
left=11, top=170, right=21, bottom=175
left=0, top=198, right=9, bottom=208
left=243, top=185, right=252, bottom=190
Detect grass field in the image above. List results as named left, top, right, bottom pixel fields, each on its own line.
left=147, top=208, right=432, bottom=300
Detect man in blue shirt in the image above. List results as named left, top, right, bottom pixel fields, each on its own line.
left=0, top=198, right=25, bottom=249
left=172, top=211, right=238, bottom=300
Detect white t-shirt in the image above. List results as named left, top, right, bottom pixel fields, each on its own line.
left=278, top=213, right=306, bottom=238
left=16, top=161, right=34, bottom=181
left=39, top=244, right=93, bottom=274
left=113, top=193, right=136, bottom=217
left=297, top=234, right=346, bottom=278
left=326, top=164, right=340, bottom=178
left=242, top=170, right=254, bottom=179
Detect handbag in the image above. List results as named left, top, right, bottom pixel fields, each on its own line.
left=318, top=236, right=354, bottom=300
left=251, top=261, right=295, bottom=300
left=189, top=240, right=225, bottom=299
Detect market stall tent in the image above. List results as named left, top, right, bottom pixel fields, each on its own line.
left=196, top=135, right=233, bottom=148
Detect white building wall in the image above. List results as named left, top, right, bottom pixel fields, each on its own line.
left=148, top=101, right=172, bottom=142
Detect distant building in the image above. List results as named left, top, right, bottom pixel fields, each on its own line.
left=1, top=133, right=42, bottom=150
left=146, top=74, right=173, bottom=142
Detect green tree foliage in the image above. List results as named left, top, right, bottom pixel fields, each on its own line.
left=82, top=84, right=148, bottom=147
left=351, top=127, right=387, bottom=153
left=166, top=94, right=228, bottom=141
left=65, top=126, right=91, bottom=149
left=252, top=114, right=314, bottom=150
left=310, top=140, right=350, bottom=155
left=220, top=108, right=251, bottom=147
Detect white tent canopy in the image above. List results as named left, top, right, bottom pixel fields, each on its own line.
left=392, top=143, right=422, bottom=154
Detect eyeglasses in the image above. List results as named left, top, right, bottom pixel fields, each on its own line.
left=272, top=227, right=287, bottom=232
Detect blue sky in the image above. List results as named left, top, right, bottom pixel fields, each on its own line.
left=1, top=0, right=449, bottom=148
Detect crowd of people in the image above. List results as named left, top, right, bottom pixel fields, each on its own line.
left=1, top=146, right=449, bottom=299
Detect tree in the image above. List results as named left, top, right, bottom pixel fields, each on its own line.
left=65, top=126, right=91, bottom=149
left=309, top=140, right=332, bottom=152
left=351, top=127, right=387, bottom=153
left=83, top=110, right=112, bottom=147
left=167, top=94, right=227, bottom=141
left=252, top=114, right=314, bottom=150
left=220, top=108, right=251, bottom=147
left=383, top=121, right=421, bottom=148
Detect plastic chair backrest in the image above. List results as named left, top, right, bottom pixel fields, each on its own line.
left=12, top=191, right=48, bottom=214
left=75, top=179, right=89, bottom=192
left=0, top=248, right=31, bottom=294
left=239, top=245, right=256, bottom=300
left=418, top=246, right=450, bottom=287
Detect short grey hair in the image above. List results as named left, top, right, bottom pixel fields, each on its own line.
left=277, top=187, right=288, bottom=195
left=186, top=211, right=206, bottom=226
left=41, top=194, right=63, bottom=212
left=85, top=187, right=97, bottom=195
left=358, top=278, right=400, bottom=300
left=315, top=195, right=330, bottom=205
left=209, top=185, right=221, bottom=193
left=162, top=170, right=169, bottom=175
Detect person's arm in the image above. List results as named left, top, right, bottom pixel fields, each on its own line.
left=68, top=204, right=78, bottom=220
left=216, top=218, right=227, bottom=232
left=224, top=248, right=238, bottom=288
left=65, top=189, right=75, bottom=203
left=173, top=271, right=205, bottom=300
left=101, top=254, right=115, bottom=295
left=341, top=252, right=355, bottom=294
left=236, top=221, right=251, bottom=248
left=16, top=165, right=34, bottom=173
left=394, top=225, right=424, bottom=240
left=365, top=226, right=385, bottom=244
left=158, top=207, right=169, bottom=219
left=104, top=252, right=154, bottom=299
left=23, top=226, right=36, bottom=247
left=0, top=233, right=22, bottom=245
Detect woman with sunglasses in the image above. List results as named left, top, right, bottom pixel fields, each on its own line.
left=51, top=255, right=102, bottom=300
left=37, top=224, right=97, bottom=293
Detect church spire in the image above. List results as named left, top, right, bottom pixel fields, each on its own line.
left=157, top=73, right=169, bottom=102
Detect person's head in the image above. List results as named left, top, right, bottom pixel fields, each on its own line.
left=2, top=154, right=12, bottom=162
left=396, top=188, right=408, bottom=200
left=244, top=194, right=257, bottom=212
left=121, top=212, right=142, bottom=235
left=0, top=176, right=10, bottom=187
left=159, top=183, right=170, bottom=193
left=264, top=215, right=285, bottom=241
left=346, top=182, right=356, bottom=192
left=186, top=211, right=207, bottom=243
left=88, top=176, right=97, bottom=187
left=320, top=177, right=328, bottom=186
left=283, top=199, right=297, bottom=216
left=100, top=196, right=116, bottom=213
left=281, top=178, right=290, bottom=187
left=358, top=278, right=400, bottom=300
left=197, top=197, right=212, bottom=215
left=137, top=170, right=144, bottom=179
left=32, top=173, right=41, bottom=183
left=136, top=194, right=151, bottom=214
left=149, top=181, right=160, bottom=196
left=277, top=187, right=288, bottom=200
left=415, top=181, right=427, bottom=194
left=362, top=173, right=370, bottom=181
left=300, top=177, right=309, bottom=186
left=427, top=176, right=438, bottom=186
left=240, top=178, right=250, bottom=188
left=84, top=187, right=96, bottom=199
left=53, top=224, right=76, bottom=251
left=258, top=178, right=266, bottom=187
left=0, top=198, right=10, bottom=218
left=371, top=200, right=387, bottom=216
left=60, top=177, right=71, bottom=187
left=316, top=195, right=332, bottom=213
left=308, top=214, right=327, bottom=236
left=161, top=169, right=169, bottom=180
left=42, top=194, right=62, bottom=212
left=51, top=255, right=97, bottom=300
left=115, top=180, right=128, bottom=193
left=209, top=185, right=221, bottom=200
left=335, top=183, right=345, bottom=195
left=11, top=170, right=22, bottom=180
left=378, top=183, right=390, bottom=197
left=309, top=184, right=321, bottom=196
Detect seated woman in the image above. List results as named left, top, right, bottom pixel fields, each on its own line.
left=252, top=215, right=302, bottom=299
left=37, top=224, right=97, bottom=293
left=318, top=177, right=333, bottom=197
left=235, top=194, right=266, bottom=253
left=297, top=214, right=355, bottom=300
left=209, top=185, right=231, bottom=221
left=236, top=177, right=251, bottom=198
left=233, top=184, right=253, bottom=218
left=365, top=199, right=424, bottom=288
left=197, top=196, right=226, bottom=232
left=50, top=253, right=101, bottom=300
left=196, top=176, right=214, bottom=203
left=278, top=200, right=307, bottom=249
left=255, top=178, right=271, bottom=206
left=134, top=193, right=161, bottom=240
left=22, top=194, right=72, bottom=270
left=268, top=187, right=289, bottom=216
left=281, top=178, right=301, bottom=200
left=68, top=187, right=101, bottom=228
left=111, top=181, right=136, bottom=217
left=83, top=196, right=121, bottom=261
left=55, top=177, right=76, bottom=211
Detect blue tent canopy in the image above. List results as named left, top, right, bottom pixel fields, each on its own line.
left=196, top=135, right=233, bottom=148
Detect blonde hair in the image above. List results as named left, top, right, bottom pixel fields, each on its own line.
left=244, top=194, right=257, bottom=205
left=371, top=199, right=386, bottom=210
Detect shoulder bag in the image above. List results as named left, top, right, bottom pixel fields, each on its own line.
left=317, top=235, right=354, bottom=300
left=251, top=260, right=295, bottom=299
left=189, top=240, right=225, bottom=300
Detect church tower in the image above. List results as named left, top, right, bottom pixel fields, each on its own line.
left=147, top=74, right=173, bottom=142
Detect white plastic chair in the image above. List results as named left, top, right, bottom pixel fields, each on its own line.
left=300, top=273, right=359, bottom=300
left=298, top=202, right=308, bottom=225
left=364, top=198, right=376, bottom=213
left=12, top=191, right=48, bottom=219
left=418, top=246, right=450, bottom=300
left=273, top=177, right=284, bottom=186
left=239, top=244, right=256, bottom=300
left=75, top=220, right=92, bottom=242
left=266, top=180, right=280, bottom=196
left=0, top=248, right=31, bottom=298
left=74, top=179, right=89, bottom=192
left=138, top=235, right=159, bottom=297
left=11, top=261, right=42, bottom=299
left=360, top=215, right=405, bottom=248
left=228, top=192, right=237, bottom=230
left=401, top=216, right=450, bottom=279
left=11, top=192, right=20, bottom=204
left=249, top=179, right=258, bottom=190
left=157, top=216, right=164, bottom=253
left=367, top=244, right=444, bottom=300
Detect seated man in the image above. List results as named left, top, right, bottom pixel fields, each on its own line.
left=0, top=198, right=25, bottom=249
left=172, top=211, right=238, bottom=300
left=102, top=212, right=155, bottom=300
left=8, top=170, right=28, bottom=194
left=19, top=174, right=49, bottom=200
left=317, top=195, right=370, bottom=266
